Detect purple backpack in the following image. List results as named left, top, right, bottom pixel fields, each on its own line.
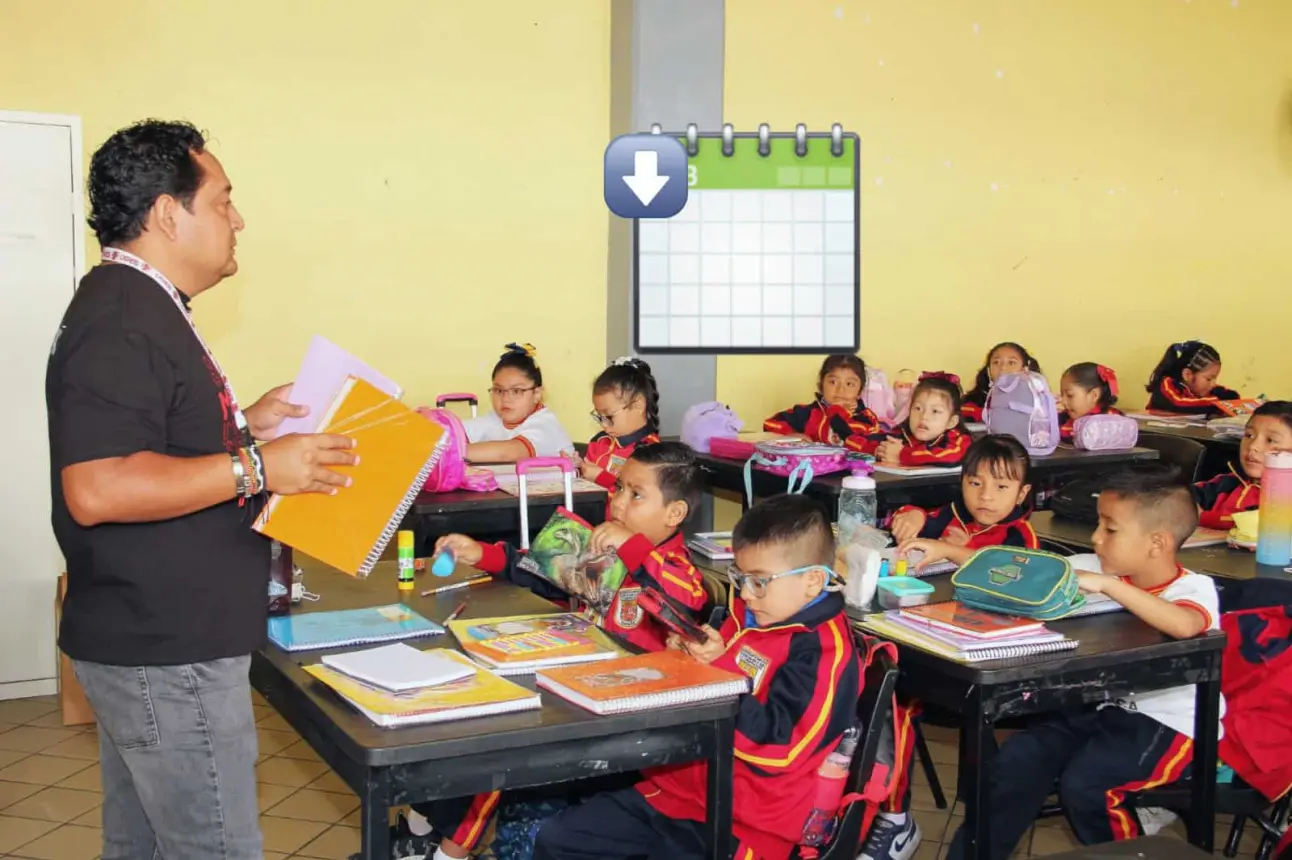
left=742, top=439, right=852, bottom=503
left=983, top=371, right=1060, bottom=456
left=681, top=402, right=744, bottom=453
left=1072, top=414, right=1139, bottom=451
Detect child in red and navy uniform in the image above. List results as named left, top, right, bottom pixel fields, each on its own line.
left=1193, top=401, right=1292, bottom=529
left=961, top=342, right=1043, bottom=423
left=404, top=443, right=707, bottom=860
left=532, top=494, right=861, bottom=860
left=1057, top=362, right=1124, bottom=443
left=1145, top=341, right=1243, bottom=416
left=892, top=434, right=1040, bottom=568
left=765, top=353, right=882, bottom=446
left=850, top=372, right=970, bottom=467
left=574, top=357, right=661, bottom=491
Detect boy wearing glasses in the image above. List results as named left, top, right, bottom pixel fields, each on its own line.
left=532, top=494, right=861, bottom=860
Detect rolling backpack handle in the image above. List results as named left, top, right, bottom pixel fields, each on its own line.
left=435, top=393, right=479, bottom=418
left=515, top=458, right=575, bottom=550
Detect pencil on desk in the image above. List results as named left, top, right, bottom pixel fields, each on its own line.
left=444, top=601, right=468, bottom=624
left=421, top=576, right=490, bottom=596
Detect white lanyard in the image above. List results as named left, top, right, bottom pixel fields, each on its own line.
left=101, top=248, right=248, bottom=432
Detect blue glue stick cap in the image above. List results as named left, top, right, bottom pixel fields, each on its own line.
left=431, top=551, right=455, bottom=577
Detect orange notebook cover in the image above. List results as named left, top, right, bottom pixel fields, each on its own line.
left=899, top=601, right=1046, bottom=640
left=536, top=650, right=749, bottom=715
left=252, top=376, right=446, bottom=577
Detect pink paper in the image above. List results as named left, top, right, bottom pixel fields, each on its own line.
left=274, top=335, right=403, bottom=437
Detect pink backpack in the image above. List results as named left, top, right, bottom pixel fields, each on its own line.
left=864, top=368, right=897, bottom=427
left=743, top=438, right=853, bottom=502
left=1072, top=414, right=1139, bottom=451
left=983, top=371, right=1060, bottom=457
left=415, top=406, right=498, bottom=493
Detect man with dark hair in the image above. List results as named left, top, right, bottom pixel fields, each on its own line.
left=47, top=119, right=358, bottom=860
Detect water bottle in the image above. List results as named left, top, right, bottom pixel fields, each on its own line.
left=838, top=473, right=878, bottom=547
left=801, top=725, right=861, bottom=846
left=1256, top=452, right=1292, bottom=567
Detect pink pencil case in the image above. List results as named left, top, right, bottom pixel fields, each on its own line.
left=708, top=437, right=756, bottom=460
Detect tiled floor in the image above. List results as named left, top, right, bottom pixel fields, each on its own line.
left=0, top=693, right=1276, bottom=859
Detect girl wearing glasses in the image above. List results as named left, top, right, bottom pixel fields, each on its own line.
left=463, top=343, right=573, bottom=463
left=570, top=357, right=662, bottom=490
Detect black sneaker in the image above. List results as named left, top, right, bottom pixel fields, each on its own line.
left=348, top=812, right=440, bottom=860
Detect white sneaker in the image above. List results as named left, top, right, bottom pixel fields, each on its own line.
left=1136, top=805, right=1179, bottom=836
left=858, top=814, right=922, bottom=860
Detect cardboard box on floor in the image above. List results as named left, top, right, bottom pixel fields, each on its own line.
left=57, top=573, right=95, bottom=726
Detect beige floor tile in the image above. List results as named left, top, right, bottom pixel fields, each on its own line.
left=0, top=701, right=58, bottom=726
left=256, top=711, right=294, bottom=733
left=924, top=739, right=960, bottom=767
left=252, top=689, right=268, bottom=705
left=264, top=853, right=290, bottom=860
left=8, top=822, right=102, bottom=859
left=2, top=787, right=101, bottom=824
left=911, top=782, right=949, bottom=813
left=278, top=738, right=323, bottom=762
left=0, top=750, right=30, bottom=770
left=0, top=813, right=59, bottom=853
left=37, top=733, right=98, bottom=762
left=0, top=781, right=42, bottom=812
left=28, top=696, right=57, bottom=706
left=251, top=702, right=274, bottom=723
left=70, top=804, right=100, bottom=828
left=265, top=788, right=359, bottom=824
left=22, top=712, right=89, bottom=730
left=0, top=755, right=93, bottom=786
left=257, top=783, right=298, bottom=813
left=296, top=823, right=361, bottom=859
left=0, top=721, right=18, bottom=734
left=1030, top=823, right=1082, bottom=855
left=257, top=728, right=299, bottom=756
left=913, top=841, right=943, bottom=860
left=256, top=756, right=329, bottom=788
left=0, top=726, right=82, bottom=754
left=55, top=764, right=100, bottom=793
left=307, top=769, right=354, bottom=796
left=342, top=806, right=362, bottom=827
left=258, top=814, right=329, bottom=854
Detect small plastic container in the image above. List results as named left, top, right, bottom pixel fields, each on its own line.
left=876, top=577, right=935, bottom=610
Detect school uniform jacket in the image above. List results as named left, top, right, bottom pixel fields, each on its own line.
left=961, top=391, right=987, bottom=423
left=1146, top=377, right=1241, bottom=416
left=847, top=425, right=971, bottom=466
left=764, top=399, right=882, bottom=447
left=636, top=591, right=860, bottom=860
left=476, top=530, right=705, bottom=652
left=896, top=496, right=1040, bottom=550
left=1058, top=404, right=1124, bottom=443
left=584, top=426, right=660, bottom=490
left=1193, top=463, right=1259, bottom=531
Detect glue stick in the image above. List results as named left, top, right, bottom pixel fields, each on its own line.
left=894, top=557, right=908, bottom=577
left=397, top=531, right=416, bottom=590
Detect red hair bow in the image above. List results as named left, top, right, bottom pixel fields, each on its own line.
left=1096, top=365, right=1119, bottom=397
left=920, top=371, right=962, bottom=389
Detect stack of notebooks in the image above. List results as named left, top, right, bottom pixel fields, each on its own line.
left=447, top=613, right=627, bottom=675
left=861, top=601, right=1080, bottom=663
left=687, top=531, right=734, bottom=562
left=304, top=643, right=541, bottom=727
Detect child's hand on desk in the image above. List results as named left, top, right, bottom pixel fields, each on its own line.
left=1076, top=571, right=1109, bottom=594
left=898, top=538, right=953, bottom=570
left=889, top=509, right=926, bottom=544
left=683, top=625, right=727, bottom=664
left=875, top=438, right=905, bottom=464
left=589, top=522, right=635, bottom=555
left=434, top=534, right=484, bottom=567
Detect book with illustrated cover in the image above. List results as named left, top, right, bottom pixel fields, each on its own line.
left=448, top=613, right=625, bottom=675
left=899, top=601, right=1046, bottom=640
left=515, top=508, right=629, bottom=621
left=304, top=649, right=540, bottom=727
left=860, top=616, right=1078, bottom=664
left=537, top=650, right=749, bottom=715
left=267, top=605, right=445, bottom=652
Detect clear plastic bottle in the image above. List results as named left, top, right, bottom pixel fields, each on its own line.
left=838, top=473, right=878, bottom=547
left=801, top=725, right=861, bottom=846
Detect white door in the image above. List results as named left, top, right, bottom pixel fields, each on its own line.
left=0, top=113, right=84, bottom=696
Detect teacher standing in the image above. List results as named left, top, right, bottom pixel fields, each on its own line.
left=46, top=119, right=356, bottom=860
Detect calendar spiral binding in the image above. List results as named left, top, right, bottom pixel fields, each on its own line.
left=647, top=123, right=848, bottom=158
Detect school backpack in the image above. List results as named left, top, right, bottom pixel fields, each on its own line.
left=1072, top=413, right=1139, bottom=451
left=951, top=546, right=1085, bottom=621
left=680, top=401, right=744, bottom=453
left=983, top=371, right=1060, bottom=457
left=1049, top=478, right=1102, bottom=524
left=473, top=796, right=571, bottom=860
left=415, top=406, right=498, bottom=493
left=742, top=438, right=855, bottom=504
left=863, top=367, right=897, bottom=428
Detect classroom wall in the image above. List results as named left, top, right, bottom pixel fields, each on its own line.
left=720, top=0, right=1292, bottom=422
left=0, top=0, right=611, bottom=424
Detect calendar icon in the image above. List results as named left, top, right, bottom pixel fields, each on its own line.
left=634, top=124, right=860, bottom=354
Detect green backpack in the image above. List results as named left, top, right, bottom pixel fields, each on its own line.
left=951, top=546, right=1085, bottom=621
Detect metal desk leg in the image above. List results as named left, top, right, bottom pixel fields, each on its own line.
left=1189, top=672, right=1222, bottom=852
left=960, top=688, right=992, bottom=860
left=360, top=768, right=391, bottom=860
left=704, top=715, right=736, bottom=859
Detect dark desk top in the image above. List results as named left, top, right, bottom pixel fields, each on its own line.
left=1135, top=417, right=1241, bottom=447
left=259, top=561, right=738, bottom=768
left=412, top=487, right=605, bottom=515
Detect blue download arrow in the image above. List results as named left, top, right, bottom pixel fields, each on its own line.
left=622, top=150, right=670, bottom=205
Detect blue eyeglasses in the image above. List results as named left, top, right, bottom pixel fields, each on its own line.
left=725, top=564, right=836, bottom=598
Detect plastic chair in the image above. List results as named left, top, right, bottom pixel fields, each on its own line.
left=1137, top=431, right=1208, bottom=483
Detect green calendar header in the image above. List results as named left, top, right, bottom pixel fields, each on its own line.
left=683, top=135, right=857, bottom=191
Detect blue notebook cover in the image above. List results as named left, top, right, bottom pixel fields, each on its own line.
left=267, top=604, right=445, bottom=652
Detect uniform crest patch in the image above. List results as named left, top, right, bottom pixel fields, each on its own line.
left=615, top=586, right=643, bottom=629
left=609, top=455, right=628, bottom=473
left=735, top=645, right=771, bottom=692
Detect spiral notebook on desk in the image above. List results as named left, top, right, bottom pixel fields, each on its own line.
left=267, top=605, right=445, bottom=652
left=252, top=376, right=447, bottom=577
left=861, top=614, right=1079, bottom=663
left=536, top=650, right=749, bottom=715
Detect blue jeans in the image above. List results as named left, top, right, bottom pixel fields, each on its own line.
left=73, top=656, right=263, bottom=860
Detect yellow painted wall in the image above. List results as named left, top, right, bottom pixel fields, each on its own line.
left=0, top=0, right=610, bottom=424
left=721, top=0, right=1292, bottom=422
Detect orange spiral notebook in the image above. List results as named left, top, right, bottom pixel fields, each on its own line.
left=536, top=650, right=749, bottom=715
left=252, top=376, right=446, bottom=577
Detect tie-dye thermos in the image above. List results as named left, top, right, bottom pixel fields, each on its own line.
left=1256, top=452, right=1292, bottom=567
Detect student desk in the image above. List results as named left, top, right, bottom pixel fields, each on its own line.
left=251, top=563, right=738, bottom=860
left=1135, top=417, right=1240, bottom=478
left=850, top=575, right=1225, bottom=860
left=1030, top=510, right=1292, bottom=580
left=405, top=487, right=607, bottom=553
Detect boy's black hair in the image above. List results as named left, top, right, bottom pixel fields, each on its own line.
left=962, top=434, right=1032, bottom=487
left=817, top=354, right=867, bottom=400
left=965, top=342, right=1042, bottom=404
left=1250, top=400, right=1292, bottom=434
left=493, top=342, right=542, bottom=387
left=732, top=494, right=835, bottom=568
left=629, top=441, right=703, bottom=522
left=1145, top=341, right=1220, bottom=394
left=909, top=374, right=963, bottom=420
left=1100, top=463, right=1198, bottom=549
left=1062, top=362, right=1119, bottom=408
left=595, top=357, right=660, bottom=435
